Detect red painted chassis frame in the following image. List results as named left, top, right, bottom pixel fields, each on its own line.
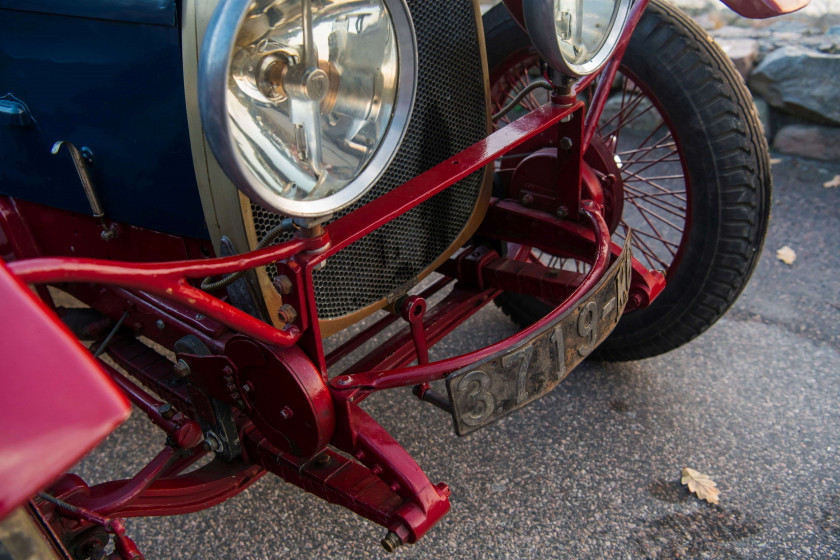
left=3, top=0, right=766, bottom=553
left=3, top=99, right=630, bottom=554
left=3, top=13, right=653, bottom=560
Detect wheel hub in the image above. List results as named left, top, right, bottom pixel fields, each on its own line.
left=584, top=135, right=624, bottom=233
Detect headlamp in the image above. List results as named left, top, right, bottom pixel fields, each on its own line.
left=523, top=0, right=633, bottom=77
left=199, top=0, right=417, bottom=218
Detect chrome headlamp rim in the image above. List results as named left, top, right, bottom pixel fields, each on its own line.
left=199, top=0, right=418, bottom=219
left=522, top=0, right=633, bottom=77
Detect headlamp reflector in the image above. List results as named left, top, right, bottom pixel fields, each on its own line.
left=200, top=0, right=417, bottom=218
left=524, top=0, right=632, bottom=77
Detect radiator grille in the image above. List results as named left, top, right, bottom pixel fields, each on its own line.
left=250, top=0, right=488, bottom=320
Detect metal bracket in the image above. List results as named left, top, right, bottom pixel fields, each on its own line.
left=50, top=141, right=117, bottom=241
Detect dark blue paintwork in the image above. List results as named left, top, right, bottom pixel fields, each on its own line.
left=0, top=2, right=209, bottom=239
left=0, top=0, right=176, bottom=27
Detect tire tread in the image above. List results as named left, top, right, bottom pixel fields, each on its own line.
left=487, top=0, right=771, bottom=361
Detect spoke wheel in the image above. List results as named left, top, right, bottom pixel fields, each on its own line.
left=483, top=0, right=771, bottom=360
left=491, top=52, right=690, bottom=282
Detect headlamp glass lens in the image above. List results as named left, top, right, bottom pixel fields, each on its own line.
left=228, top=0, right=399, bottom=206
left=553, top=0, right=620, bottom=66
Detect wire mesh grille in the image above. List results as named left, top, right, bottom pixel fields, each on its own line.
left=250, top=0, right=488, bottom=319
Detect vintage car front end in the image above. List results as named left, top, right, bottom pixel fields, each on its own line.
left=0, top=0, right=648, bottom=550
left=1, top=0, right=780, bottom=554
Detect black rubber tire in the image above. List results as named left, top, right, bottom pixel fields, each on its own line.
left=484, top=0, right=772, bottom=361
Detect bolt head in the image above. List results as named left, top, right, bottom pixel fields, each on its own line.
left=203, top=432, right=223, bottom=453
left=556, top=206, right=569, bottom=218
left=336, top=375, right=352, bottom=386
left=381, top=532, right=402, bottom=553
left=273, top=275, right=293, bottom=295
left=155, top=319, right=165, bottom=330
left=280, top=406, right=294, bottom=420
left=304, top=68, right=329, bottom=101
left=559, top=137, right=573, bottom=151
left=174, top=359, right=191, bottom=377
left=157, top=403, right=175, bottom=420
left=278, top=304, right=298, bottom=324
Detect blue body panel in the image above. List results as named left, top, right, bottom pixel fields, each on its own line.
left=0, top=0, right=177, bottom=27
left=0, top=1, right=209, bottom=239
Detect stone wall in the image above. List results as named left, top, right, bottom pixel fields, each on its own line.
left=687, top=0, right=840, bottom=162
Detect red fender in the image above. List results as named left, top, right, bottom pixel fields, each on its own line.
left=719, top=0, right=809, bottom=17
left=0, top=259, right=130, bottom=519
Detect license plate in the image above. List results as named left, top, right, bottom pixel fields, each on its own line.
left=445, top=236, right=633, bottom=435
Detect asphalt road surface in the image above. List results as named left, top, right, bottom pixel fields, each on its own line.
left=76, top=153, right=840, bottom=559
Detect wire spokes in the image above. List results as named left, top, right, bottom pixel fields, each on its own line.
left=490, top=57, right=690, bottom=280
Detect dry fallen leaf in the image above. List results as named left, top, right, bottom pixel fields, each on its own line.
left=823, top=175, right=840, bottom=189
left=681, top=467, right=720, bottom=504
left=769, top=158, right=782, bottom=165
left=776, top=246, right=796, bottom=266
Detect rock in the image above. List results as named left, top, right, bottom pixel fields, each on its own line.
left=817, top=40, right=840, bottom=55
left=752, top=97, right=772, bottom=140
left=712, top=25, right=767, bottom=39
left=764, top=19, right=813, bottom=34
left=767, top=105, right=813, bottom=137
left=772, top=124, right=840, bottom=162
left=715, top=37, right=759, bottom=79
left=685, top=8, right=739, bottom=30
left=690, top=13, right=720, bottom=30
left=749, top=46, right=840, bottom=125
